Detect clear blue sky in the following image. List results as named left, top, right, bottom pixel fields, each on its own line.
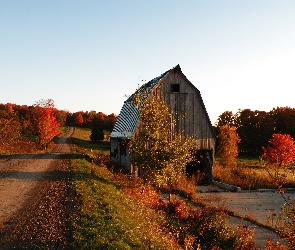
left=1, top=1, right=295, bottom=124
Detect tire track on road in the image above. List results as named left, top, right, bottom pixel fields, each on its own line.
left=0, top=127, right=74, bottom=249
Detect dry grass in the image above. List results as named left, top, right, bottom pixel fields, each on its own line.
left=213, top=162, right=295, bottom=190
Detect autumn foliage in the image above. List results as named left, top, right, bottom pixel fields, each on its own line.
left=218, top=125, right=240, bottom=167
left=0, top=117, right=38, bottom=154
left=262, top=133, right=295, bottom=166
left=73, top=112, right=84, bottom=127
left=0, top=101, right=118, bottom=154
left=0, top=118, right=22, bottom=153
left=34, top=99, right=60, bottom=149
left=215, top=107, right=295, bottom=156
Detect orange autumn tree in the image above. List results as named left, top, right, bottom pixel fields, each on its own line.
left=73, top=112, right=84, bottom=127
left=262, top=133, right=295, bottom=167
left=34, top=99, right=60, bottom=149
left=218, top=124, right=240, bottom=167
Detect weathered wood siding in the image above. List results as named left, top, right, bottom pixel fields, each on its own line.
left=153, top=72, right=215, bottom=153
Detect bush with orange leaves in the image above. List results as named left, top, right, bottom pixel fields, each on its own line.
left=262, top=133, right=295, bottom=248
left=111, top=170, right=264, bottom=249
left=262, top=133, right=295, bottom=167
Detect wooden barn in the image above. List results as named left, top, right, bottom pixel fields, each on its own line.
left=110, top=64, right=215, bottom=174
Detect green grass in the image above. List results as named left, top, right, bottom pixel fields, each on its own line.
left=70, top=152, right=179, bottom=249
left=71, top=127, right=110, bottom=155
left=70, top=127, right=180, bottom=249
left=57, top=126, right=69, bottom=136
left=23, top=134, right=38, bottom=142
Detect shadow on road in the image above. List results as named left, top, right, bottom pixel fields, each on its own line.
left=0, top=153, right=86, bottom=160
left=0, top=170, right=72, bottom=181
left=0, top=170, right=114, bottom=188
left=53, top=137, right=73, bottom=144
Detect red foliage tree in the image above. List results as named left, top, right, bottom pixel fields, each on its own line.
left=34, top=99, right=60, bottom=149
left=73, top=112, right=84, bottom=127
left=84, top=110, right=96, bottom=127
left=262, top=133, right=295, bottom=166
left=6, top=104, right=14, bottom=114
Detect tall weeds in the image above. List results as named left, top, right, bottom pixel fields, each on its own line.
left=213, top=163, right=294, bottom=190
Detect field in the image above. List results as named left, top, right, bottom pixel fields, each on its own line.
left=213, top=157, right=295, bottom=190
left=71, top=127, right=110, bottom=155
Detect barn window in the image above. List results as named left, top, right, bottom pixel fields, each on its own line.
left=171, top=83, right=180, bottom=93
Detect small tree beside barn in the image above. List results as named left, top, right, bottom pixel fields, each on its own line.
left=128, top=89, right=196, bottom=187
left=110, top=65, right=215, bottom=182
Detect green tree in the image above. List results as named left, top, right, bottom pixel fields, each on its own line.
left=90, top=126, right=104, bottom=142
left=270, top=107, right=295, bottom=139
left=218, top=125, right=240, bottom=167
left=236, top=109, right=274, bottom=155
left=128, top=89, right=196, bottom=187
left=215, top=111, right=236, bottom=127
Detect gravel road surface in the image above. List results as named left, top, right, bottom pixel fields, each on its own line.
left=0, top=127, right=74, bottom=249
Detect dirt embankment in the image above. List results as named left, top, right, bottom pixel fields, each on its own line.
left=0, top=127, right=74, bottom=249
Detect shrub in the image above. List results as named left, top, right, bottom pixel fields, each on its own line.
left=262, top=133, right=295, bottom=167
left=218, top=125, right=240, bottom=167
left=90, top=126, right=104, bottom=142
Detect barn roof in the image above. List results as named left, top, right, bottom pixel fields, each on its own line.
left=110, top=65, right=179, bottom=138
left=109, top=99, right=139, bottom=138
left=110, top=64, right=213, bottom=139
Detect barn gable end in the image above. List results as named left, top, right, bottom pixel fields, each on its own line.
left=110, top=65, right=215, bottom=170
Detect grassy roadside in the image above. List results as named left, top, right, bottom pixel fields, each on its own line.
left=70, top=128, right=180, bottom=249
left=70, top=159, right=180, bottom=249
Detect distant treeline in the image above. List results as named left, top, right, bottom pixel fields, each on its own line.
left=0, top=103, right=117, bottom=137
left=3, top=102, right=294, bottom=157
left=214, top=107, right=295, bottom=156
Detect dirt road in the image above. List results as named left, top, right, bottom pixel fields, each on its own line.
left=0, top=127, right=74, bottom=249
